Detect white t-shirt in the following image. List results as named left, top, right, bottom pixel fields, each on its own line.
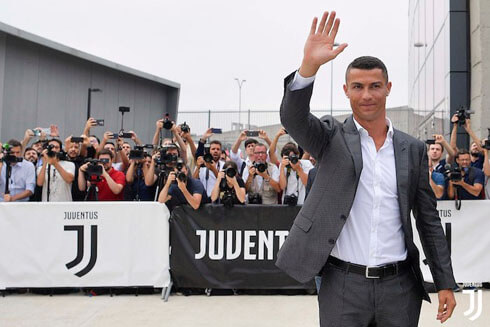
left=37, top=161, right=76, bottom=202
left=281, top=159, right=314, bottom=205
left=199, top=160, right=225, bottom=197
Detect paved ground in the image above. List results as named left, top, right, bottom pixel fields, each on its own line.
left=1, top=290, right=489, bottom=326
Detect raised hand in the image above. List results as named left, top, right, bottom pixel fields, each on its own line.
left=299, top=11, right=348, bottom=77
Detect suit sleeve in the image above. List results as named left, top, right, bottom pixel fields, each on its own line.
left=279, top=71, right=336, bottom=160
left=413, top=143, right=457, bottom=291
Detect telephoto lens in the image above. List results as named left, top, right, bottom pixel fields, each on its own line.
left=254, top=162, right=267, bottom=173
left=288, top=154, right=299, bottom=165
left=225, top=167, right=237, bottom=178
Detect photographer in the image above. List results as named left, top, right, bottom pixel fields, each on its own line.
left=450, top=114, right=484, bottom=168
left=279, top=142, right=313, bottom=205
left=98, top=132, right=131, bottom=171
left=193, top=140, right=225, bottom=197
left=428, top=134, right=456, bottom=174
left=447, top=149, right=485, bottom=200
left=126, top=153, right=156, bottom=201
left=210, top=161, right=246, bottom=206
left=0, top=139, right=36, bottom=202
left=242, top=143, right=281, bottom=204
left=152, top=118, right=188, bottom=162
left=24, top=147, right=38, bottom=165
left=158, top=162, right=207, bottom=211
left=36, top=139, right=75, bottom=202
left=65, top=135, right=91, bottom=201
left=78, top=149, right=126, bottom=201
left=144, top=144, right=181, bottom=190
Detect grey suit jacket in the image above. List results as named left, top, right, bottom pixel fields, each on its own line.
left=276, top=72, right=456, bottom=302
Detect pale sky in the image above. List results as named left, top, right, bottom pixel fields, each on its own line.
left=0, top=0, right=408, bottom=112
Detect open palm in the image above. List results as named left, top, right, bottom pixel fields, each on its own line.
left=300, top=11, right=348, bottom=76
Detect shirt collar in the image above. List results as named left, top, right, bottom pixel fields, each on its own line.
left=352, top=116, right=394, bottom=139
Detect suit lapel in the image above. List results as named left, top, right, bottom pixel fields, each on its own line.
left=393, top=130, right=409, bottom=225
left=342, top=116, right=363, bottom=180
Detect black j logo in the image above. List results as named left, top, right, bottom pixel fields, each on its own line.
left=64, top=225, right=98, bottom=277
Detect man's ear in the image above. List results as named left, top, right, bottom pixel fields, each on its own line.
left=343, top=84, right=348, bottom=98
left=386, top=81, right=392, bottom=96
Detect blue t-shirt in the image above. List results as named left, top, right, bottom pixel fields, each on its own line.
left=457, top=167, right=485, bottom=200
left=167, top=177, right=208, bottom=210
left=431, top=171, right=445, bottom=200
left=471, top=153, right=484, bottom=170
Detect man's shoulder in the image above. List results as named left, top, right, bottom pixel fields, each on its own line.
left=394, top=129, right=425, bottom=149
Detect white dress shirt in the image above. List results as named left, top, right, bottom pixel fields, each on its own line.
left=199, top=160, right=225, bottom=197
left=291, top=71, right=407, bottom=267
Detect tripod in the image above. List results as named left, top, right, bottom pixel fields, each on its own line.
left=3, top=160, right=12, bottom=197
left=84, top=174, right=102, bottom=201
left=153, top=167, right=168, bottom=201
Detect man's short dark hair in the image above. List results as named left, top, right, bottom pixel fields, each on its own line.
left=457, top=148, right=470, bottom=158
left=210, top=140, right=222, bottom=149
left=98, top=148, right=114, bottom=160
left=244, top=138, right=258, bottom=148
left=7, top=139, right=22, bottom=149
left=345, top=56, right=389, bottom=83
left=281, top=142, right=300, bottom=157
left=48, top=138, right=63, bottom=150
left=428, top=143, right=443, bottom=152
left=105, top=141, right=115, bottom=148
left=24, top=147, right=36, bottom=153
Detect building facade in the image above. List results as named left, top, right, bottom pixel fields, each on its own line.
left=0, top=22, right=180, bottom=144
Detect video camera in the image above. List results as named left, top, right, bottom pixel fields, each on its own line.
left=1, top=144, right=22, bottom=164
left=43, top=142, right=67, bottom=160
left=129, top=144, right=154, bottom=160
left=84, top=158, right=110, bottom=177
left=444, top=163, right=462, bottom=182
left=455, top=106, right=474, bottom=126
left=156, top=146, right=178, bottom=166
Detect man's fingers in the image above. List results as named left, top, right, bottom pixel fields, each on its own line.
left=317, top=11, right=328, bottom=34
left=309, top=17, right=317, bottom=35
left=333, top=43, right=348, bottom=57
left=329, top=18, right=341, bottom=41
left=323, top=11, right=336, bottom=35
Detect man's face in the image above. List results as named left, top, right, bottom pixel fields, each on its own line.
left=253, top=145, right=268, bottom=164
left=67, top=143, right=80, bottom=158
left=48, top=141, right=61, bottom=153
left=89, top=136, right=99, bottom=148
left=24, top=149, right=38, bottom=163
left=456, top=154, right=471, bottom=169
left=32, top=142, right=43, bottom=154
left=122, top=143, right=131, bottom=155
left=470, top=142, right=480, bottom=155
left=104, top=144, right=116, bottom=157
left=428, top=144, right=443, bottom=161
left=245, top=142, right=256, bottom=157
left=343, top=68, right=391, bottom=123
left=210, top=144, right=221, bottom=161
left=99, top=154, right=113, bottom=171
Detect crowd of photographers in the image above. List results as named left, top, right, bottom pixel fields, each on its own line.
left=1, top=110, right=490, bottom=208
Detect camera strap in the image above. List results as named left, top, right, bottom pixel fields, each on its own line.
left=47, top=164, right=51, bottom=202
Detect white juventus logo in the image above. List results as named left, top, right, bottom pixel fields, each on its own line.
left=463, top=289, right=482, bottom=321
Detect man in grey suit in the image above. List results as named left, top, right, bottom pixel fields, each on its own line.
left=276, top=11, right=456, bottom=326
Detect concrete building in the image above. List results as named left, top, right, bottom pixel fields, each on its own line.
left=0, top=22, right=180, bottom=144
left=408, top=0, right=490, bottom=147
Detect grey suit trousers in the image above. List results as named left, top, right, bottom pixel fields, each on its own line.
left=319, top=262, right=423, bottom=327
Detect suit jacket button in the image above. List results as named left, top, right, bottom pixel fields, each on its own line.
left=328, top=239, right=335, bottom=245
left=340, top=214, right=347, bottom=220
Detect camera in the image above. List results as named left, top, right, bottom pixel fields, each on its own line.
left=84, top=158, right=109, bottom=177
left=425, top=139, right=436, bottom=145
left=203, top=144, right=213, bottom=164
left=156, top=147, right=178, bottom=165
left=484, top=128, right=490, bottom=150
left=283, top=194, right=298, bottom=206
left=455, top=106, right=474, bottom=126
left=180, top=122, right=190, bottom=134
left=163, top=113, right=173, bottom=130
left=44, top=143, right=67, bottom=160
left=1, top=144, right=23, bottom=164
left=129, top=144, right=154, bottom=160
left=221, top=189, right=235, bottom=208
left=444, top=163, right=462, bottom=182
left=288, top=154, right=299, bottom=165
left=225, top=167, right=237, bottom=178
left=248, top=193, right=263, bottom=204
left=253, top=162, right=267, bottom=173
left=174, top=158, right=187, bottom=183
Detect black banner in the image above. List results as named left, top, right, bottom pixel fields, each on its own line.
left=170, top=205, right=315, bottom=289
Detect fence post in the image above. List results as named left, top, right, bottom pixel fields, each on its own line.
left=248, top=109, right=251, bottom=130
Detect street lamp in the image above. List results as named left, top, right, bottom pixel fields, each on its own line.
left=87, top=88, right=102, bottom=120
left=234, top=78, right=246, bottom=130
left=330, top=43, right=339, bottom=117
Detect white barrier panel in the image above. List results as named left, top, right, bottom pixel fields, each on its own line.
left=413, top=200, right=490, bottom=283
left=0, top=202, right=170, bottom=289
